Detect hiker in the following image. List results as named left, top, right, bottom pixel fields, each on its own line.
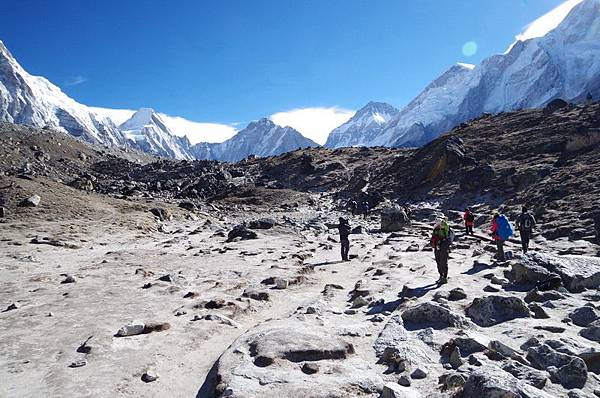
left=348, top=200, right=358, bottom=216
left=338, top=217, right=351, bottom=261
left=491, top=212, right=513, bottom=261
left=430, top=217, right=453, bottom=284
left=362, top=201, right=369, bottom=219
left=463, top=208, right=475, bottom=235
left=587, top=92, right=594, bottom=103
left=515, top=206, right=536, bottom=254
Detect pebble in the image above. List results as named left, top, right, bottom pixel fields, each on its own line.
left=301, top=363, right=319, bottom=375
left=398, top=375, right=411, bottom=386
left=61, top=275, right=76, bottom=284
left=116, top=320, right=146, bottom=337
left=410, top=368, right=427, bottom=379
left=69, top=360, right=87, bottom=368
left=141, top=371, right=159, bottom=383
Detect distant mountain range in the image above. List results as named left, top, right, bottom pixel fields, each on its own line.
left=1, top=0, right=599, bottom=159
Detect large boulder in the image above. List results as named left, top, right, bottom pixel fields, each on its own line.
left=581, top=320, right=600, bottom=343
left=373, top=315, right=432, bottom=370
left=462, top=365, right=554, bottom=398
left=501, top=360, right=547, bottom=389
left=401, top=302, right=472, bottom=330
left=527, top=343, right=588, bottom=388
left=516, top=253, right=600, bottom=293
left=198, top=320, right=383, bottom=398
left=569, top=306, right=600, bottom=327
left=465, top=295, right=530, bottom=327
left=382, top=383, right=421, bottom=398
left=247, top=218, right=276, bottom=230
left=227, top=225, right=258, bottom=242
left=380, top=206, right=410, bottom=232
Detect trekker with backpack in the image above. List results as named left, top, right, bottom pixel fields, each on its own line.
left=491, top=212, right=514, bottom=261
left=516, top=206, right=536, bottom=254
left=463, top=208, right=475, bottom=235
left=430, top=217, right=454, bottom=284
left=338, top=217, right=351, bottom=261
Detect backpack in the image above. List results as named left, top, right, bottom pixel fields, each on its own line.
left=522, top=214, right=533, bottom=231
left=466, top=212, right=475, bottom=222
left=496, top=215, right=514, bottom=240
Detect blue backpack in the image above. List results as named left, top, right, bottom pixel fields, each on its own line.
left=496, top=214, right=514, bottom=240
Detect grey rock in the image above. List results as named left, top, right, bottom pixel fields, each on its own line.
left=488, top=340, right=522, bottom=360
left=247, top=218, right=275, bottom=230
left=382, top=383, right=421, bottom=398
left=578, top=349, right=600, bottom=374
left=448, top=288, right=467, bottom=301
left=301, top=362, right=319, bottom=375
left=466, top=295, right=530, bottom=327
left=462, top=365, right=554, bottom=398
left=410, top=367, right=427, bottom=379
left=380, top=206, right=410, bottom=232
left=68, top=360, right=87, bottom=368
left=548, top=357, right=588, bottom=389
left=502, top=360, right=547, bottom=389
left=398, top=375, right=411, bottom=386
left=569, top=306, right=599, bottom=327
left=274, top=278, right=288, bottom=290
left=445, top=373, right=466, bottom=389
left=518, top=253, right=600, bottom=293
left=449, top=346, right=463, bottom=369
left=141, top=371, right=159, bottom=382
left=226, top=224, right=258, bottom=242
left=150, top=207, right=171, bottom=221
left=525, top=288, right=564, bottom=303
left=116, top=320, right=146, bottom=337
left=373, top=315, right=432, bottom=370
left=61, top=275, right=76, bottom=284
left=581, top=320, right=600, bottom=342
left=19, top=194, right=40, bottom=207
left=401, top=302, right=472, bottom=329
left=529, top=303, right=550, bottom=319
left=242, top=288, right=270, bottom=301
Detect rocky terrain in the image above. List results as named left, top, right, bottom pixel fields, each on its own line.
left=1, top=102, right=600, bottom=398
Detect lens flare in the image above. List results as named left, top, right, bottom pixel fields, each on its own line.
left=462, top=41, right=478, bottom=57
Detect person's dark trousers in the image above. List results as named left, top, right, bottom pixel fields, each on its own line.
left=341, top=238, right=350, bottom=261
left=434, top=246, right=448, bottom=280
left=465, top=225, right=473, bottom=235
left=495, top=240, right=505, bottom=260
left=520, top=230, right=530, bottom=253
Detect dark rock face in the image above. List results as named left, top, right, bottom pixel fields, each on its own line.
left=465, top=295, right=530, bottom=327
left=247, top=218, right=275, bottom=230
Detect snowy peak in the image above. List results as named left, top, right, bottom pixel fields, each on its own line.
left=191, top=118, right=318, bottom=162
left=324, top=101, right=398, bottom=148
left=365, top=0, right=600, bottom=148
left=119, top=108, right=156, bottom=130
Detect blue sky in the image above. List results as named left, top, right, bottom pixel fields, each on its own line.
left=0, top=0, right=568, bottom=143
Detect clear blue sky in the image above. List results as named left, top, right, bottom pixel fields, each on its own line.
left=0, top=0, right=564, bottom=125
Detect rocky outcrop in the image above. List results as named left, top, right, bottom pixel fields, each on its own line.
left=380, top=206, right=410, bottom=232
left=462, top=365, right=554, bottom=398
left=465, top=295, right=530, bottom=327
left=373, top=315, right=432, bottom=371
left=401, top=302, right=472, bottom=329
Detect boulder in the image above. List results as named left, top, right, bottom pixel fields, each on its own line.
left=401, top=302, right=472, bottom=329
left=198, top=319, right=383, bottom=397
left=466, top=295, right=530, bottom=327
left=150, top=207, right=171, bottom=221
left=462, top=365, right=554, bottom=398
left=381, top=206, right=410, bottom=232
left=242, top=288, right=270, bottom=301
left=18, top=194, right=40, bottom=207
left=578, top=349, right=600, bottom=374
left=529, top=303, right=550, bottom=319
left=373, top=315, right=432, bottom=369
left=501, top=360, right=547, bottom=389
left=382, top=384, right=421, bottom=398
left=448, top=288, right=467, bottom=301
left=569, top=306, right=599, bottom=327
left=247, top=218, right=276, bottom=230
left=548, top=357, right=588, bottom=389
left=581, top=320, right=600, bottom=342
left=227, top=225, right=258, bottom=242
left=517, top=253, right=600, bottom=293
left=116, top=320, right=146, bottom=337
left=524, top=288, right=564, bottom=303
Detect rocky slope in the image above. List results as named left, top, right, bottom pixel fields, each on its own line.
left=366, top=0, right=600, bottom=147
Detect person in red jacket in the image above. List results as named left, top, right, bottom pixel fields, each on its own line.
left=463, top=208, right=475, bottom=235
left=490, top=212, right=505, bottom=260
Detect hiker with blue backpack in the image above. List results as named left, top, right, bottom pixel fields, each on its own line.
left=491, top=212, right=514, bottom=261
left=516, top=206, right=536, bottom=253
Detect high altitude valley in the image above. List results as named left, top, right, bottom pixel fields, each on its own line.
left=1, top=0, right=600, bottom=397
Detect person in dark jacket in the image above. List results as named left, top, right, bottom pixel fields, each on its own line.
left=338, top=217, right=351, bottom=261
left=516, top=206, right=536, bottom=254
left=362, top=201, right=370, bottom=219
left=348, top=200, right=358, bottom=216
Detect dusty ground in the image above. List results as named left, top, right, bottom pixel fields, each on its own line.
left=2, top=181, right=600, bottom=397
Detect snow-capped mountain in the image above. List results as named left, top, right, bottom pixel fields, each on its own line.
left=324, top=102, right=398, bottom=148
left=0, top=40, right=125, bottom=146
left=119, top=108, right=194, bottom=160
left=369, top=0, right=600, bottom=147
left=191, top=118, right=318, bottom=162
